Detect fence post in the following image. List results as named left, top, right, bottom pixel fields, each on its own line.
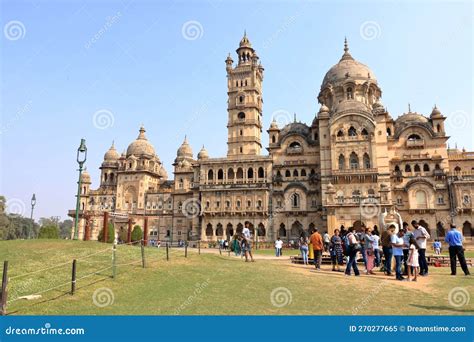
left=185, top=241, right=188, bottom=258
left=71, top=259, right=77, bottom=295
left=1, top=261, right=8, bottom=316
left=219, top=244, right=222, bottom=255
left=198, top=240, right=201, bottom=255
left=103, top=212, right=109, bottom=243
left=166, top=242, right=169, bottom=261
left=112, top=243, right=117, bottom=279
left=141, top=241, right=146, bottom=268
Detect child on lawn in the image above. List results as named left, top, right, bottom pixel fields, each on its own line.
left=407, top=237, right=420, bottom=282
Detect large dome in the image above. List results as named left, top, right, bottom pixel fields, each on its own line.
left=177, top=136, right=193, bottom=158
left=126, top=126, right=156, bottom=158
left=321, top=38, right=377, bottom=89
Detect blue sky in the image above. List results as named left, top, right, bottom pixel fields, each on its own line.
left=1, top=0, right=472, bottom=220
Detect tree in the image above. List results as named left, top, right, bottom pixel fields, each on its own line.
left=131, top=225, right=143, bottom=243
left=98, top=222, right=115, bottom=243
left=38, top=225, right=60, bottom=239
left=59, top=219, right=73, bottom=239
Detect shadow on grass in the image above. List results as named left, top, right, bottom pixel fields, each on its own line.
left=409, top=304, right=474, bottom=314
left=7, top=276, right=110, bottom=315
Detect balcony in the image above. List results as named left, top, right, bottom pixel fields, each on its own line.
left=406, top=139, right=425, bottom=148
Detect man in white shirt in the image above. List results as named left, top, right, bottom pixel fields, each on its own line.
left=323, top=231, right=330, bottom=252
left=242, top=223, right=254, bottom=262
left=275, top=237, right=283, bottom=257
left=411, top=220, right=430, bottom=276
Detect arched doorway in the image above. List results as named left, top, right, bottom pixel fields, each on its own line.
left=436, top=222, right=445, bottom=237
left=216, top=223, right=223, bottom=237
left=257, top=223, right=266, bottom=237
left=290, top=221, right=303, bottom=238
left=236, top=223, right=243, bottom=234
left=463, top=221, right=472, bottom=237
left=205, top=223, right=213, bottom=237
left=226, top=223, right=233, bottom=239
left=308, top=223, right=315, bottom=235
left=278, top=224, right=286, bottom=238
left=419, top=219, right=431, bottom=236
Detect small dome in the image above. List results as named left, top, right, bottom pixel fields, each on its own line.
left=239, top=31, right=252, bottom=48
left=396, top=112, right=429, bottom=124
left=279, top=122, right=311, bottom=139
left=177, top=136, right=193, bottom=158
left=269, top=119, right=279, bottom=130
left=198, top=145, right=209, bottom=160
left=104, top=142, right=119, bottom=161
left=81, top=169, right=91, bottom=183
left=321, top=38, right=376, bottom=89
left=431, top=105, right=442, bottom=117
left=319, top=104, right=330, bottom=113
left=126, top=126, right=156, bottom=158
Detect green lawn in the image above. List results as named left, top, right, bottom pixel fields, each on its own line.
left=0, top=240, right=472, bottom=315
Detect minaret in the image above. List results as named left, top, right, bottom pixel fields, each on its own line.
left=226, top=32, right=264, bottom=156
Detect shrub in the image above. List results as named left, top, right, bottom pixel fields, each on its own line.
left=97, top=222, right=115, bottom=243
left=131, top=225, right=142, bottom=243
left=38, top=225, right=59, bottom=239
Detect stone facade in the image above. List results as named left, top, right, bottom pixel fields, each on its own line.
left=70, top=35, right=474, bottom=243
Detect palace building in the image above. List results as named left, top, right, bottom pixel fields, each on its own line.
left=69, top=34, right=474, bottom=243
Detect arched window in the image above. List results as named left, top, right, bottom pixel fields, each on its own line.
left=278, top=224, right=286, bottom=237
left=247, top=168, right=254, bottom=179
left=257, top=223, right=265, bottom=237
left=238, top=112, right=245, bottom=119
left=208, top=169, right=214, bottom=181
left=408, top=134, right=421, bottom=141
left=368, top=188, right=375, bottom=198
left=239, top=129, right=243, bottom=136
left=83, top=186, right=86, bottom=194
left=104, top=173, right=108, bottom=182
left=216, top=223, right=223, bottom=236
left=361, top=128, right=368, bottom=136
left=301, top=169, right=307, bottom=177
left=110, top=173, right=114, bottom=182
left=205, top=224, right=213, bottom=236
left=454, top=166, right=461, bottom=172
left=313, top=133, right=318, bottom=140
left=338, top=154, right=345, bottom=170
left=350, top=152, right=359, bottom=169
left=435, top=164, right=441, bottom=170
left=276, top=170, right=282, bottom=177
left=346, top=87, right=353, bottom=99
left=228, top=168, right=235, bottom=179
left=225, top=200, right=230, bottom=208
left=337, top=130, right=344, bottom=137
left=178, top=201, right=183, bottom=210
left=352, top=190, right=361, bottom=203
left=293, top=169, right=299, bottom=177
left=285, top=170, right=291, bottom=177
left=236, top=168, right=243, bottom=179
left=415, top=190, right=428, bottom=209
left=405, top=164, right=412, bottom=172
left=395, top=165, right=400, bottom=172
left=348, top=126, right=357, bottom=137
left=289, top=141, right=301, bottom=148
left=291, top=193, right=300, bottom=208
left=414, top=164, right=421, bottom=172
left=217, top=169, right=224, bottom=180
left=387, top=128, right=392, bottom=136
left=423, top=164, right=430, bottom=172
left=272, top=135, right=276, bottom=143
left=363, top=153, right=370, bottom=169
left=258, top=167, right=264, bottom=178
left=436, top=124, right=441, bottom=132
left=239, top=95, right=244, bottom=103
left=239, top=147, right=243, bottom=153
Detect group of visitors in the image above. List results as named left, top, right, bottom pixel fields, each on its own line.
left=229, top=223, right=255, bottom=262
left=293, top=220, right=470, bottom=280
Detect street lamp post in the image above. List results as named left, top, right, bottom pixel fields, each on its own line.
left=73, top=139, right=87, bottom=240
left=29, top=194, right=36, bottom=239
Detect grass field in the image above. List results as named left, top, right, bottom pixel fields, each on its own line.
left=0, top=240, right=472, bottom=315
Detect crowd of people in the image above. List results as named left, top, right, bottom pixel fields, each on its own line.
left=289, top=221, right=470, bottom=280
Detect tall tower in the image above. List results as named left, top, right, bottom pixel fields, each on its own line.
left=226, top=32, right=264, bottom=156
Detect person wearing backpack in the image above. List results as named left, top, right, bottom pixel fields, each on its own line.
left=344, top=227, right=360, bottom=276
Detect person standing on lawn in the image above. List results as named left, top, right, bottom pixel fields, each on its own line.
left=299, top=233, right=309, bottom=265
left=330, top=229, right=344, bottom=272
left=344, top=227, right=360, bottom=276
left=275, top=237, right=283, bottom=257
left=364, top=227, right=376, bottom=275
left=391, top=228, right=406, bottom=281
left=411, top=220, right=430, bottom=276
left=381, top=225, right=395, bottom=275
left=402, top=224, right=413, bottom=276
left=310, top=228, right=323, bottom=270
left=372, top=230, right=381, bottom=267
left=242, top=223, right=255, bottom=262
left=407, top=236, right=420, bottom=282
left=445, top=224, right=470, bottom=276
left=323, top=231, right=330, bottom=252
